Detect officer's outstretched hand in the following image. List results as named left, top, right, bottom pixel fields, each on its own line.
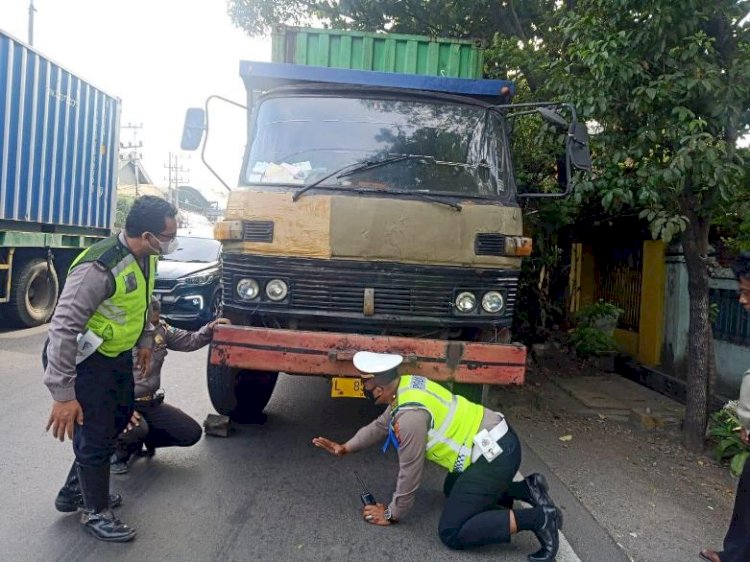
left=46, top=399, right=83, bottom=442
left=363, top=503, right=391, bottom=526
left=312, top=436, right=348, bottom=457
left=208, top=318, right=231, bottom=331
left=135, top=347, right=152, bottom=379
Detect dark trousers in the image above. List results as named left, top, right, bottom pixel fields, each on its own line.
left=74, top=351, right=134, bottom=467
left=438, top=427, right=523, bottom=549
left=116, top=401, right=202, bottom=458
left=723, top=456, right=750, bottom=561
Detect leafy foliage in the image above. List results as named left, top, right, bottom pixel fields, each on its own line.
left=551, top=1, right=750, bottom=237
left=709, top=403, right=750, bottom=477
left=227, top=0, right=561, bottom=42
left=114, top=195, right=135, bottom=229
left=569, top=300, right=623, bottom=358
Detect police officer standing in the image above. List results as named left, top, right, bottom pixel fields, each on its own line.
left=313, top=351, right=561, bottom=561
left=44, top=196, right=177, bottom=542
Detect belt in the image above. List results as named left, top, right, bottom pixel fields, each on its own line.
left=135, top=390, right=164, bottom=404
left=470, top=418, right=509, bottom=463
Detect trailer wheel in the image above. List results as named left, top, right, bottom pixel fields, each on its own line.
left=207, top=347, right=278, bottom=423
left=8, top=257, right=59, bottom=328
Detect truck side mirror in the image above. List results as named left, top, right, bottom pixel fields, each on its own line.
left=568, top=122, right=592, bottom=171
left=537, top=107, right=568, bottom=130
left=180, top=108, right=206, bottom=151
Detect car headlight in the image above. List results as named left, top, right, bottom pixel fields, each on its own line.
left=481, top=291, right=504, bottom=313
left=455, top=291, right=477, bottom=313
left=236, top=278, right=260, bottom=300
left=265, top=279, right=288, bottom=301
left=181, top=268, right=219, bottom=285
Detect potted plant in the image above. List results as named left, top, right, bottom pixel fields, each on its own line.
left=569, top=300, right=624, bottom=370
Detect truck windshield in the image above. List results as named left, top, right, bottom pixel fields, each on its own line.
left=244, top=96, right=514, bottom=198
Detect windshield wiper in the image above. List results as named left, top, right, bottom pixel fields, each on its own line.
left=356, top=186, right=463, bottom=211
left=292, top=155, right=426, bottom=202
left=382, top=189, right=463, bottom=212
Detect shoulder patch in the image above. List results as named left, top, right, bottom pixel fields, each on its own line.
left=96, top=245, right=124, bottom=269
left=409, top=376, right=428, bottom=390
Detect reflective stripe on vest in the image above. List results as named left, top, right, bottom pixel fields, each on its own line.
left=392, top=375, right=484, bottom=473
left=70, top=235, right=157, bottom=357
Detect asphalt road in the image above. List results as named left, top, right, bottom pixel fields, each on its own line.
left=0, top=325, right=626, bottom=561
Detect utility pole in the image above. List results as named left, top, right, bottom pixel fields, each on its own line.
left=164, top=152, right=190, bottom=213
left=120, top=123, right=143, bottom=196
left=28, top=0, right=37, bottom=46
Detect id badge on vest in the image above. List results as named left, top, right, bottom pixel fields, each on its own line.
left=124, top=272, right=138, bottom=293
left=473, top=429, right=503, bottom=462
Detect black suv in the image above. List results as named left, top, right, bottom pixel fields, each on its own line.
left=154, top=236, right=222, bottom=326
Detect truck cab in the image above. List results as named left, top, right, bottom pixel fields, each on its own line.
left=182, top=52, right=589, bottom=422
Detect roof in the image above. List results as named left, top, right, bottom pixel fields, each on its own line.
left=239, top=60, right=514, bottom=99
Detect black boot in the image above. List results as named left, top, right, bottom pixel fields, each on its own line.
left=526, top=474, right=552, bottom=506
left=528, top=505, right=560, bottom=562
left=77, top=464, right=135, bottom=542
left=55, top=462, right=123, bottom=512
left=526, top=473, right=563, bottom=529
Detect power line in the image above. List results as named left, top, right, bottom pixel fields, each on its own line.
left=120, top=123, right=144, bottom=197
left=164, top=152, right=190, bottom=213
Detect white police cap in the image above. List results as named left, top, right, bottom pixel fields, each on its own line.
left=353, top=351, right=404, bottom=378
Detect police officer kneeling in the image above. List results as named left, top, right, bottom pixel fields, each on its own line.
left=313, top=351, right=561, bottom=562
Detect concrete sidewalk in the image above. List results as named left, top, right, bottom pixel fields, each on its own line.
left=548, top=372, right=684, bottom=430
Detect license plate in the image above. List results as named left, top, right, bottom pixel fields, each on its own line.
left=331, top=377, right=365, bottom=399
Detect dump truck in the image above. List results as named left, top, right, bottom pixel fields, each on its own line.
left=0, top=30, right=120, bottom=327
left=181, top=26, right=590, bottom=421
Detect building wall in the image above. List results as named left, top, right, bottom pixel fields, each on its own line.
left=570, top=240, right=666, bottom=367
left=710, top=273, right=750, bottom=396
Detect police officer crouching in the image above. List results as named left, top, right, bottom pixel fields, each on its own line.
left=313, top=351, right=561, bottom=561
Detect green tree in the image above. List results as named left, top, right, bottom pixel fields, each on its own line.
left=114, top=196, right=134, bottom=229
left=552, top=0, right=750, bottom=450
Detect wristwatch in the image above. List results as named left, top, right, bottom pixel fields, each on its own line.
left=383, top=506, right=394, bottom=522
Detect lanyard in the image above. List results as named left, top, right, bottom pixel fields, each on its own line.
left=382, top=424, right=400, bottom=453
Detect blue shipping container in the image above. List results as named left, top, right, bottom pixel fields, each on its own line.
left=0, top=30, right=120, bottom=235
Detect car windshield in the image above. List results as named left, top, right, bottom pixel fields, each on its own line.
left=243, top=95, right=514, bottom=198
left=160, top=237, right=221, bottom=262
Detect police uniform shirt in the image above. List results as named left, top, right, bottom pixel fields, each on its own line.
left=43, top=232, right=155, bottom=402
left=133, top=320, right=213, bottom=399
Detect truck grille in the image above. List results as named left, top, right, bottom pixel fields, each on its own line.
left=223, top=255, right=518, bottom=318
left=475, top=233, right=506, bottom=256
left=243, top=221, right=274, bottom=243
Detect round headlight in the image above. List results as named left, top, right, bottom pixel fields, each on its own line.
left=482, top=291, right=505, bottom=313
left=265, top=279, right=288, bottom=301
left=236, top=278, right=260, bottom=300
left=455, top=291, right=477, bottom=313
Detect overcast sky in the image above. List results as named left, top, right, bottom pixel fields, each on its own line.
left=0, top=0, right=271, bottom=204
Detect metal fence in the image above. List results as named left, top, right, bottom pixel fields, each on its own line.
left=593, top=242, right=643, bottom=331
left=711, top=288, right=750, bottom=345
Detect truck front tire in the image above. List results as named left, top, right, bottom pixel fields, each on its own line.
left=8, top=257, right=59, bottom=328
left=207, top=349, right=278, bottom=423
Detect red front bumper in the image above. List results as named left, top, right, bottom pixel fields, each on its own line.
left=210, top=325, right=526, bottom=385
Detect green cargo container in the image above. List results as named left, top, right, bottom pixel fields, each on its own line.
left=271, top=25, right=484, bottom=79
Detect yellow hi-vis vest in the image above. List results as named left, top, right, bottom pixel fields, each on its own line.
left=70, top=234, right=157, bottom=357
left=392, top=375, right=484, bottom=473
